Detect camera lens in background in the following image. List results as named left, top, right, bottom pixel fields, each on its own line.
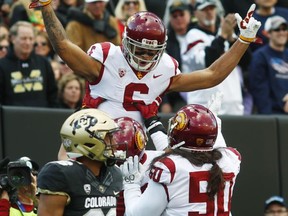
left=8, top=167, right=31, bottom=188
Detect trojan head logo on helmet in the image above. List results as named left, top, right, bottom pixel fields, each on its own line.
left=113, top=117, right=147, bottom=161
left=60, top=109, right=119, bottom=162
left=123, top=11, right=167, bottom=73
left=168, top=104, right=218, bottom=151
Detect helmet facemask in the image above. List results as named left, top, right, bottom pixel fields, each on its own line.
left=123, top=31, right=166, bottom=73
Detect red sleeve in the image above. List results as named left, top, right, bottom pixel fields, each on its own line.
left=0, top=199, right=10, bottom=216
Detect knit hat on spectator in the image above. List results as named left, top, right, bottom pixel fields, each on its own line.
left=194, top=0, right=216, bottom=10
left=264, top=15, right=287, bottom=32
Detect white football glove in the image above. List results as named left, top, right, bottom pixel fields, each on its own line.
left=235, top=4, right=262, bottom=44
left=120, top=156, right=143, bottom=189
left=29, top=0, right=51, bottom=9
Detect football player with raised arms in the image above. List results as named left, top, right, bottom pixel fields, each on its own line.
left=36, top=109, right=123, bottom=216
left=30, top=0, right=260, bottom=152
left=120, top=104, right=241, bottom=216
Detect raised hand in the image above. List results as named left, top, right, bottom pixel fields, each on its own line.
left=120, top=156, right=143, bottom=188
left=235, top=4, right=262, bottom=44
left=29, top=0, right=52, bottom=8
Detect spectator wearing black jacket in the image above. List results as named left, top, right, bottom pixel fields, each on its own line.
left=0, top=21, right=58, bottom=108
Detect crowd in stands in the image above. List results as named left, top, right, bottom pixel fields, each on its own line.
left=0, top=0, right=288, bottom=114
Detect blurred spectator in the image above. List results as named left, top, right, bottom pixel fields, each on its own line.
left=50, top=59, right=61, bottom=81
left=0, top=1, right=12, bottom=26
left=264, top=195, right=288, bottom=216
left=114, top=0, right=147, bottom=39
left=161, top=0, right=194, bottom=113
left=0, top=23, right=9, bottom=40
left=0, top=156, right=39, bottom=216
left=0, top=36, right=9, bottom=59
left=34, top=31, right=54, bottom=61
left=250, top=0, right=288, bottom=52
left=0, top=21, right=58, bottom=107
left=55, top=0, right=84, bottom=27
left=65, top=0, right=121, bottom=52
left=8, top=0, right=45, bottom=31
left=55, top=55, right=74, bottom=77
left=249, top=15, right=288, bottom=114
left=57, top=73, right=84, bottom=109
left=182, top=0, right=247, bottom=115
left=221, top=0, right=288, bottom=18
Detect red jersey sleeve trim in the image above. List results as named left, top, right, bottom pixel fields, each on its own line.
left=159, top=157, right=176, bottom=183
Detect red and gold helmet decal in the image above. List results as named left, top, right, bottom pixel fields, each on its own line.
left=135, top=130, right=145, bottom=151
left=174, top=111, right=188, bottom=131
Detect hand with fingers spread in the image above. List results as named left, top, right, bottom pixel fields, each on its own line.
left=120, top=156, right=143, bottom=189
left=29, top=0, right=51, bottom=8
left=235, top=4, right=262, bottom=44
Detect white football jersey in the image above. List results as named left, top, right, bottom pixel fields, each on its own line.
left=86, top=42, right=180, bottom=125
left=149, top=148, right=241, bottom=215
left=140, top=150, right=165, bottom=185
left=124, top=148, right=241, bottom=216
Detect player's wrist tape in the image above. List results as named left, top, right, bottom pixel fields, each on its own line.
left=144, top=116, right=166, bottom=135
left=238, top=35, right=255, bottom=44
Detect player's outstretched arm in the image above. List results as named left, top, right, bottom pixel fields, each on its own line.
left=170, top=4, right=261, bottom=93
left=30, top=3, right=101, bottom=83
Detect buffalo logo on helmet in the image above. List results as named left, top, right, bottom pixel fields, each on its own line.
left=72, top=115, right=97, bottom=135
left=174, top=111, right=188, bottom=131
left=135, top=131, right=145, bottom=151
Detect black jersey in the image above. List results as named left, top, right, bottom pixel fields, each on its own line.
left=37, top=160, right=122, bottom=216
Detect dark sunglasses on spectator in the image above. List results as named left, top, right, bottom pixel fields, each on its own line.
left=34, top=42, right=48, bottom=47
left=124, top=1, right=139, bottom=6
left=0, top=45, right=8, bottom=50
left=272, top=26, right=288, bottom=32
left=172, top=12, right=185, bottom=19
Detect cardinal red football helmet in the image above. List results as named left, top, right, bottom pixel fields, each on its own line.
left=168, top=104, right=218, bottom=151
left=123, top=11, right=167, bottom=72
left=113, top=117, right=147, bottom=161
